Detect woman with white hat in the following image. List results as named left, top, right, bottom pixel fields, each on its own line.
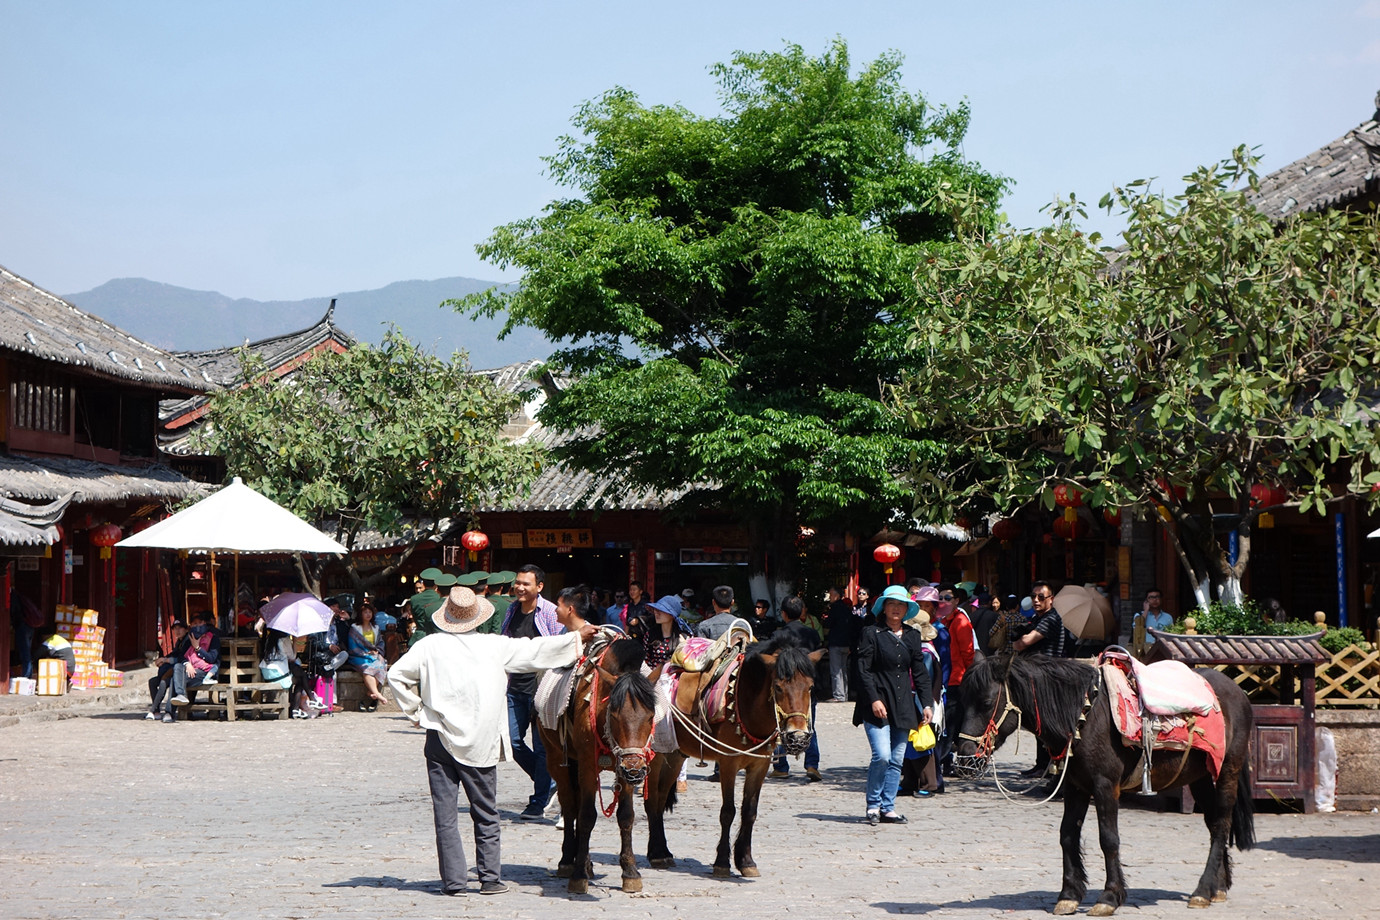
left=852, top=585, right=934, bottom=825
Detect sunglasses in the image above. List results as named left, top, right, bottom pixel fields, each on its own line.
left=939, top=594, right=955, bottom=600
left=1032, top=593, right=1053, bottom=600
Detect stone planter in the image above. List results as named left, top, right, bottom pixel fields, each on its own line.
left=1316, top=709, right=1380, bottom=811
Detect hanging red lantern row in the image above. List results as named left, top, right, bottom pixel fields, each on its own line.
left=89, top=523, right=123, bottom=597
left=1250, top=483, right=1288, bottom=508
left=1053, top=484, right=1083, bottom=523
left=460, top=529, right=490, bottom=562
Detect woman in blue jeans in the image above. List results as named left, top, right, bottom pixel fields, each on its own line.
left=852, top=585, right=934, bottom=825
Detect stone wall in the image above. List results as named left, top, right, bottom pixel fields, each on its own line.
left=1316, top=709, right=1380, bottom=810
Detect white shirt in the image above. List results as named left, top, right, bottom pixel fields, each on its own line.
left=388, top=629, right=583, bottom=767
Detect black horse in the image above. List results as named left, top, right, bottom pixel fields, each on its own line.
left=956, top=652, right=1255, bottom=916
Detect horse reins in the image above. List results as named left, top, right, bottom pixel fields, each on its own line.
left=584, top=650, right=658, bottom=817
left=667, top=654, right=807, bottom=760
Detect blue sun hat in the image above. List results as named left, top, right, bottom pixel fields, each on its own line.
left=871, top=584, right=920, bottom=621
left=647, top=595, right=694, bottom=635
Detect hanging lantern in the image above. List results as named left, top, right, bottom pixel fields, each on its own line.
left=1103, top=507, right=1123, bottom=528
left=1053, top=484, right=1083, bottom=509
left=991, top=518, right=1021, bottom=543
left=460, top=529, right=490, bottom=562
left=872, top=543, right=901, bottom=574
left=1053, top=517, right=1089, bottom=540
left=1063, top=506, right=1079, bottom=524
left=90, top=523, right=123, bottom=560
left=1250, top=483, right=1288, bottom=508
left=1155, top=478, right=1187, bottom=502
left=1258, top=511, right=1276, bottom=529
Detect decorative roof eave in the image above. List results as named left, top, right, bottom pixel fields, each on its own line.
left=0, top=454, right=199, bottom=505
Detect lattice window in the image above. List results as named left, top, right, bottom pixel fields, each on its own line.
left=10, top=365, right=70, bottom=433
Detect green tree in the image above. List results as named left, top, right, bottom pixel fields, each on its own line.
left=197, top=330, right=543, bottom=594
left=457, top=39, right=1005, bottom=601
left=897, top=149, right=1380, bottom=608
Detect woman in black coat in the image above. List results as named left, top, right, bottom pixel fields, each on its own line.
left=853, top=585, right=934, bottom=825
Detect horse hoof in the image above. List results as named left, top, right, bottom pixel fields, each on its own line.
left=622, top=877, right=643, bottom=893
left=568, top=878, right=589, bottom=895
left=1211, top=892, right=1227, bottom=903
left=556, top=865, right=573, bottom=879
left=738, top=866, right=760, bottom=879
left=712, top=866, right=733, bottom=879
left=649, top=858, right=675, bottom=869
left=1054, top=900, right=1080, bottom=916
left=1089, top=903, right=1118, bottom=917
left=1187, top=895, right=1211, bottom=909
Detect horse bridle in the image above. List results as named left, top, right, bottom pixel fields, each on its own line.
left=586, top=655, right=656, bottom=785
left=957, top=679, right=1023, bottom=762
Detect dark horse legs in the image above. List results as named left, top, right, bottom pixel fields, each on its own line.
left=1188, top=771, right=1234, bottom=906
left=1087, top=778, right=1128, bottom=917
left=644, top=752, right=681, bottom=868
left=615, top=777, right=643, bottom=892
left=713, top=757, right=766, bottom=878
left=1054, top=787, right=1091, bottom=915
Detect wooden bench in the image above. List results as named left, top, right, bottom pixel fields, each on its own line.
left=186, top=636, right=291, bottom=721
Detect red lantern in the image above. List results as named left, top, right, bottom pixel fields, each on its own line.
left=460, top=530, right=490, bottom=562
left=1053, top=517, right=1089, bottom=540
left=1250, top=483, right=1288, bottom=508
left=1155, top=478, right=1187, bottom=502
left=90, top=523, right=122, bottom=560
left=991, top=518, right=1021, bottom=542
left=1103, top=507, right=1123, bottom=528
left=1053, top=484, right=1083, bottom=508
left=872, top=543, right=901, bottom=575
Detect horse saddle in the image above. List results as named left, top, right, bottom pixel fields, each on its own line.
left=669, top=627, right=753, bottom=724
left=671, top=623, right=754, bottom=672
left=535, top=628, right=620, bottom=731
left=1100, top=648, right=1217, bottom=718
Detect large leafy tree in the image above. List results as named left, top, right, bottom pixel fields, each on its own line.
left=898, top=149, right=1380, bottom=607
left=198, top=330, right=543, bottom=594
left=459, top=40, right=1005, bottom=600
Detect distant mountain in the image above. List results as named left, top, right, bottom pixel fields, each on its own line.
left=64, top=276, right=552, bottom=370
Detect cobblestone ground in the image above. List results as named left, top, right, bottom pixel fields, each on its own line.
left=1, top=695, right=1375, bottom=920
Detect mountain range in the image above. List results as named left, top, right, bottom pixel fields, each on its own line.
left=64, top=276, right=552, bottom=370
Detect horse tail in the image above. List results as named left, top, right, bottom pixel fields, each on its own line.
left=1229, top=760, right=1256, bottom=851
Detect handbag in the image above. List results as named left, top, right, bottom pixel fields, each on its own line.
left=908, top=723, right=937, bottom=752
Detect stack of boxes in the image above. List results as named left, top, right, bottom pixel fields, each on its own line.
left=53, top=605, right=123, bottom=690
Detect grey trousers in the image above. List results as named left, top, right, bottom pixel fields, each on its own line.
left=424, top=730, right=501, bottom=892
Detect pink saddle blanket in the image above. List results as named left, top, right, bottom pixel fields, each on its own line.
left=1102, top=661, right=1227, bottom=780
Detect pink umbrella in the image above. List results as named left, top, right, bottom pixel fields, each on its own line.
left=261, top=593, right=333, bottom=637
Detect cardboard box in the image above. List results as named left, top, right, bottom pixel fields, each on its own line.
left=36, top=658, right=67, bottom=695
left=8, top=677, right=37, bottom=695
left=104, top=670, right=124, bottom=688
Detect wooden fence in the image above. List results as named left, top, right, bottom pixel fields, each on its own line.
left=1211, top=644, right=1380, bottom=708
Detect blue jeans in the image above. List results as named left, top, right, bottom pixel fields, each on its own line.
left=863, top=720, right=909, bottom=814
left=506, top=689, right=553, bottom=809
left=773, top=696, right=819, bottom=772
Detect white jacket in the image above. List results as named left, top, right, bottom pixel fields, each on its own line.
left=388, top=629, right=583, bottom=767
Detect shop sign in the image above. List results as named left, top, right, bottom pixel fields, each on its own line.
left=680, top=547, right=749, bottom=566
left=501, top=532, right=525, bottom=549
left=527, top=528, right=593, bottom=549
left=18, top=557, right=39, bottom=571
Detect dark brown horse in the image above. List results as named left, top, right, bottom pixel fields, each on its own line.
left=538, top=638, right=664, bottom=894
left=642, top=632, right=824, bottom=879
left=956, top=652, right=1255, bottom=916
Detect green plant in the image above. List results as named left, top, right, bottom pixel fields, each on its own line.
left=1319, top=626, right=1368, bottom=654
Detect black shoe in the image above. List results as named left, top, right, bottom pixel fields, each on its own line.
left=880, top=812, right=907, bottom=824
left=866, top=811, right=880, bottom=826
left=518, top=804, right=545, bottom=820
left=442, top=887, right=467, bottom=896
left=480, top=881, right=509, bottom=895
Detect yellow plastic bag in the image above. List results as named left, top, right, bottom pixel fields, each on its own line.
left=908, top=723, right=936, bottom=752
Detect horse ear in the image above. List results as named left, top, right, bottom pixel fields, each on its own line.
left=595, top=665, right=619, bottom=688
left=807, top=648, right=826, bottom=664
left=759, top=652, right=779, bottom=669
left=646, top=663, right=665, bottom=684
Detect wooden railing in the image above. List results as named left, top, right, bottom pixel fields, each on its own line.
left=1204, top=646, right=1380, bottom=708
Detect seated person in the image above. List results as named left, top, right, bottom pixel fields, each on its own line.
left=146, top=620, right=189, bottom=721
left=39, top=632, right=77, bottom=683
left=170, top=612, right=220, bottom=708
left=345, top=602, right=390, bottom=711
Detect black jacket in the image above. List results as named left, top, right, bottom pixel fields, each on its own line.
left=852, top=624, right=934, bottom=730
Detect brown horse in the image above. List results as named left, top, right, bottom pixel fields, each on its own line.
left=538, top=637, right=664, bottom=894
left=956, top=652, right=1255, bottom=916
left=642, top=632, right=824, bottom=879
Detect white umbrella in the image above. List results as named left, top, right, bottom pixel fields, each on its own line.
left=117, top=477, right=348, bottom=554
left=117, top=477, right=347, bottom=624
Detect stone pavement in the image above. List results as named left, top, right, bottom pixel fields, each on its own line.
left=0, top=696, right=1375, bottom=920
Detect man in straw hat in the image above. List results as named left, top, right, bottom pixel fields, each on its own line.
left=388, top=585, right=598, bottom=896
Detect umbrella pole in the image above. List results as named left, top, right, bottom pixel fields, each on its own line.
left=210, top=551, right=219, bottom=630
left=234, top=553, right=240, bottom=624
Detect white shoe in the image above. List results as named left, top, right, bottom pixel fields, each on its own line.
left=170, top=695, right=189, bottom=706
left=144, top=711, right=157, bottom=721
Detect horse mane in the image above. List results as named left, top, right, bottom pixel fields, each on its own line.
left=604, top=637, right=658, bottom=714
left=745, top=631, right=814, bottom=681
left=976, top=652, right=1098, bottom=742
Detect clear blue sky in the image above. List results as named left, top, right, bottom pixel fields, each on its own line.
left=1, top=1, right=1376, bottom=301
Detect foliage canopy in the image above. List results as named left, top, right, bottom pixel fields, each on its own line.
left=458, top=40, right=1005, bottom=588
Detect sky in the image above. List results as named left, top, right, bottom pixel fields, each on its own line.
left=1, top=1, right=1377, bottom=301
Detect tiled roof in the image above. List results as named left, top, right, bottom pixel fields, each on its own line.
left=0, top=264, right=210, bottom=391
left=1148, top=629, right=1330, bottom=665
left=160, top=303, right=356, bottom=426
left=1251, top=98, right=1380, bottom=218
left=0, top=453, right=198, bottom=504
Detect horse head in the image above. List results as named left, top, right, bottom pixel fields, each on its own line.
left=755, top=636, right=826, bottom=756
left=594, top=639, right=662, bottom=786
left=954, top=651, right=1022, bottom=778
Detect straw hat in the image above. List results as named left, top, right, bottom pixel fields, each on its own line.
left=910, top=610, right=939, bottom=642
left=432, top=586, right=496, bottom=634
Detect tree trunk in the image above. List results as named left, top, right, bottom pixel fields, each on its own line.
left=746, top=499, right=798, bottom=613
